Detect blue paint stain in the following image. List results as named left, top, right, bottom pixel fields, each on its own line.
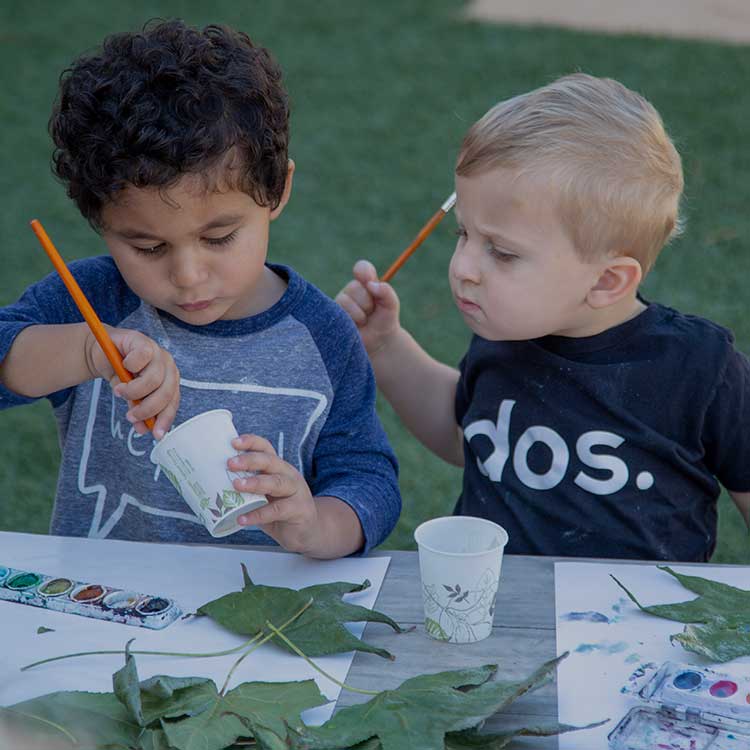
left=625, top=653, right=641, bottom=663
left=574, top=640, right=629, bottom=654
left=562, top=610, right=610, bottom=623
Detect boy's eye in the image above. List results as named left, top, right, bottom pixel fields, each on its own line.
left=133, top=243, right=166, bottom=257
left=488, top=245, right=517, bottom=263
left=204, top=230, right=238, bottom=247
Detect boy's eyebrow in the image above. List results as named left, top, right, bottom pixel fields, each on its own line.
left=114, top=214, right=245, bottom=240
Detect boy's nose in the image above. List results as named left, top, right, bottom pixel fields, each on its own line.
left=451, top=244, right=481, bottom=284
left=170, top=249, right=207, bottom=288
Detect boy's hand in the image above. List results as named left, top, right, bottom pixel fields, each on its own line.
left=85, top=327, right=180, bottom=439
left=335, top=260, right=401, bottom=356
left=229, top=434, right=320, bottom=554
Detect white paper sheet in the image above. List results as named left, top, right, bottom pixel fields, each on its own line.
left=554, top=561, right=750, bottom=749
left=0, top=531, right=391, bottom=727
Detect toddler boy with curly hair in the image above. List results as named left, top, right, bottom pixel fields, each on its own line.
left=0, top=20, right=400, bottom=558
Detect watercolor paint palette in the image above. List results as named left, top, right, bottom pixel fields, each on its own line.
left=609, top=661, right=750, bottom=749
left=0, top=564, right=181, bottom=630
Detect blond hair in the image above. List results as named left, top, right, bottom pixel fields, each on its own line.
left=456, top=74, right=683, bottom=273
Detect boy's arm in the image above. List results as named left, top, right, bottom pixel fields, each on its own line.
left=0, top=323, right=94, bottom=397
left=337, top=265, right=464, bottom=467
left=232, top=323, right=400, bottom=557
left=728, top=490, right=750, bottom=527
left=370, top=327, right=464, bottom=467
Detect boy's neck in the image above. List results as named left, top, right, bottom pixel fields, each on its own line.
left=562, top=294, right=647, bottom=339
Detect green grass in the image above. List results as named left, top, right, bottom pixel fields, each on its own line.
left=1, top=1, right=748, bottom=562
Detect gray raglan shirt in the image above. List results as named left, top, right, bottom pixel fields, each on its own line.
left=0, top=257, right=400, bottom=552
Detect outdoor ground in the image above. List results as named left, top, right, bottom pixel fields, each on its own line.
left=0, top=0, right=748, bottom=562
left=467, top=0, right=750, bottom=44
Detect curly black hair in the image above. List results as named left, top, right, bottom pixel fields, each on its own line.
left=50, top=19, right=290, bottom=229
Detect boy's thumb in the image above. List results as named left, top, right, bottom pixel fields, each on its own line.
left=367, top=280, right=399, bottom=309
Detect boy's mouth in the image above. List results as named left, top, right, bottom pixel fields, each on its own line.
left=455, top=295, right=481, bottom=315
left=178, top=299, right=213, bottom=312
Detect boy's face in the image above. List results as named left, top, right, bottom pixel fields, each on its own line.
left=100, top=166, right=293, bottom=325
left=450, top=168, right=608, bottom=341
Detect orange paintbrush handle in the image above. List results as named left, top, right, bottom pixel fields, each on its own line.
left=29, top=220, right=155, bottom=431
left=381, top=192, right=456, bottom=282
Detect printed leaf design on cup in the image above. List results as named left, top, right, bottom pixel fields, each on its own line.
left=423, top=569, right=500, bottom=643
left=425, top=617, right=450, bottom=641
left=443, top=584, right=470, bottom=603
left=221, top=489, right=245, bottom=510
left=161, top=466, right=182, bottom=495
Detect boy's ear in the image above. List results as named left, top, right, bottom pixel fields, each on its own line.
left=270, top=159, right=295, bottom=221
left=586, top=255, right=642, bottom=308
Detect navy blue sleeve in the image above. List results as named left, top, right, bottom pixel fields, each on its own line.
left=0, top=257, right=138, bottom=408
left=703, top=344, right=750, bottom=492
left=296, top=292, right=401, bottom=554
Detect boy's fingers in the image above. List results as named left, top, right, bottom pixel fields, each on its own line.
left=228, top=449, right=279, bottom=474
left=152, top=391, right=180, bottom=440
left=232, top=434, right=275, bottom=454
left=237, top=496, right=297, bottom=527
left=121, top=340, right=155, bottom=374
left=336, top=290, right=368, bottom=325
left=234, top=471, right=293, bottom=498
left=352, top=259, right=378, bottom=284
left=366, top=280, right=399, bottom=311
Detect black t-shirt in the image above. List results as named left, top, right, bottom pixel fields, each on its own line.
left=454, top=302, right=750, bottom=561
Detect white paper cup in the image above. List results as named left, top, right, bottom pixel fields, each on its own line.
left=414, top=516, right=508, bottom=644
left=150, top=409, right=268, bottom=537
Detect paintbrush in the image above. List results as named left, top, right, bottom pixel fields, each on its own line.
left=30, top=219, right=156, bottom=431
left=381, top=192, right=456, bottom=282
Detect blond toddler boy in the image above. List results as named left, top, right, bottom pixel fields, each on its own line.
left=338, top=73, right=750, bottom=561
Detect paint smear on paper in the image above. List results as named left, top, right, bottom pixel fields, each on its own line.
left=561, top=610, right=610, bottom=623
left=574, top=640, right=629, bottom=655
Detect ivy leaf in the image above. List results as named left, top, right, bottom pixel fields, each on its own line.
left=139, top=675, right=218, bottom=725
left=6, top=691, right=139, bottom=747
left=612, top=566, right=750, bottom=625
left=113, top=640, right=145, bottom=727
left=139, top=728, right=173, bottom=750
left=290, top=654, right=568, bottom=750
left=162, top=679, right=328, bottom=750
left=197, top=563, right=406, bottom=659
left=444, top=720, right=609, bottom=749
left=611, top=566, right=750, bottom=662
left=670, top=620, right=750, bottom=663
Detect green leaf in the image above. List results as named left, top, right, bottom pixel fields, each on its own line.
left=113, top=640, right=145, bottom=727
left=162, top=679, right=328, bottom=750
left=139, top=728, right=173, bottom=750
left=443, top=720, right=609, bottom=749
left=197, top=563, right=406, bottom=660
left=7, top=691, right=139, bottom=748
left=36, top=626, right=55, bottom=634
left=291, top=655, right=568, bottom=750
left=139, top=675, right=218, bottom=725
left=670, top=620, right=750, bottom=663
left=612, top=566, right=750, bottom=626
left=612, top=566, right=750, bottom=662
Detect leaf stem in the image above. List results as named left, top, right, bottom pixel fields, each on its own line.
left=20, top=634, right=262, bottom=672
left=219, top=598, right=315, bottom=695
left=265, top=621, right=380, bottom=696
left=1, top=706, right=78, bottom=744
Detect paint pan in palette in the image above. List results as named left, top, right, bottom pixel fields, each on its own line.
left=0, top=565, right=181, bottom=629
left=608, top=661, right=750, bottom=749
